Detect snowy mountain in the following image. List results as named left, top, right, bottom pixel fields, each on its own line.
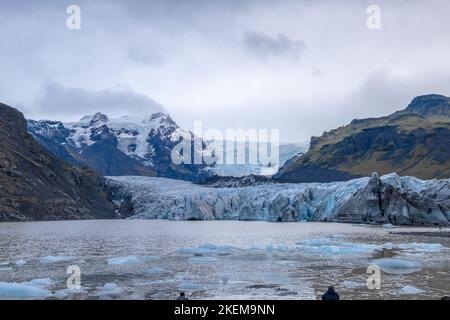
left=108, top=172, right=450, bottom=226
left=28, top=112, right=213, bottom=181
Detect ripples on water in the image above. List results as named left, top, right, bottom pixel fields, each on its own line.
left=0, top=220, right=450, bottom=300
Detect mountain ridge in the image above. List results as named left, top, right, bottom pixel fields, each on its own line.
left=28, top=111, right=213, bottom=181
left=275, top=94, right=450, bottom=182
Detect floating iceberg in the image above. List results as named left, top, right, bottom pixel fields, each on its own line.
left=15, top=260, right=26, bottom=267
left=296, top=238, right=381, bottom=256
left=53, top=288, right=87, bottom=300
left=0, top=282, right=50, bottom=298
left=39, top=256, right=75, bottom=264
left=178, top=281, right=204, bottom=291
left=371, top=258, right=422, bottom=274
left=395, top=243, right=445, bottom=252
left=188, top=257, right=220, bottom=264
left=97, top=283, right=123, bottom=297
left=177, top=243, right=237, bottom=256
left=399, top=285, right=426, bottom=295
left=106, top=256, right=141, bottom=265
left=21, top=278, right=54, bottom=289
left=147, top=267, right=166, bottom=274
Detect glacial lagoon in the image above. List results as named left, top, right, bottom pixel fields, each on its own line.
left=0, top=220, right=450, bottom=300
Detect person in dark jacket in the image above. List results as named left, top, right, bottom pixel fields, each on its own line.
left=322, top=286, right=340, bottom=300
left=177, top=292, right=188, bottom=300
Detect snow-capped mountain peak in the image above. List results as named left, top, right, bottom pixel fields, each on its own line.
left=28, top=112, right=212, bottom=181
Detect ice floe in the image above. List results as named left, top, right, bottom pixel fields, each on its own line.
left=97, top=283, right=123, bottom=297
left=53, top=288, right=87, bottom=300
left=15, top=259, right=26, bottom=267
left=371, top=258, right=422, bottom=274
left=21, top=278, right=54, bottom=289
left=395, top=243, right=445, bottom=252
left=296, top=239, right=381, bottom=256
left=39, top=256, right=75, bottom=264
left=178, top=281, right=204, bottom=291
left=0, top=282, right=51, bottom=298
left=399, top=285, right=426, bottom=295
left=177, top=243, right=237, bottom=256
left=147, top=267, right=166, bottom=274
left=106, top=256, right=141, bottom=265
left=188, top=257, right=220, bottom=264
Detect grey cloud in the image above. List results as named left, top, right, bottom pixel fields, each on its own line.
left=127, top=47, right=165, bottom=67
left=244, top=31, right=306, bottom=60
left=34, top=82, right=165, bottom=120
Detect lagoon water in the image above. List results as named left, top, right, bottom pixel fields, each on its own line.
left=1, top=220, right=450, bottom=299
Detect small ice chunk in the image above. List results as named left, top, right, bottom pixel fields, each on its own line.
left=178, top=281, right=204, bottom=291
left=0, top=282, right=50, bottom=298
left=53, top=288, right=87, bottom=300
left=296, top=238, right=334, bottom=246
left=147, top=267, right=165, bottom=274
left=371, top=258, right=422, bottom=274
left=342, top=281, right=366, bottom=289
left=396, top=243, right=445, bottom=252
left=97, top=283, right=123, bottom=297
left=15, top=259, right=26, bottom=267
left=106, top=256, right=141, bottom=265
left=39, top=256, right=75, bottom=264
left=22, top=278, right=54, bottom=289
left=144, top=256, right=160, bottom=261
left=177, top=243, right=236, bottom=256
left=0, top=267, right=12, bottom=272
left=382, top=223, right=397, bottom=228
left=399, top=285, right=425, bottom=295
left=188, top=257, right=220, bottom=264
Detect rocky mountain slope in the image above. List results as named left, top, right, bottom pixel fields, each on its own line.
left=275, top=94, right=450, bottom=182
left=108, top=172, right=450, bottom=226
left=0, top=103, right=117, bottom=221
left=28, top=112, right=212, bottom=181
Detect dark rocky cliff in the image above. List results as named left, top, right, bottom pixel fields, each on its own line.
left=0, top=103, right=117, bottom=221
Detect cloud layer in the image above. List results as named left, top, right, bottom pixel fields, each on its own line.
left=1, top=0, right=450, bottom=142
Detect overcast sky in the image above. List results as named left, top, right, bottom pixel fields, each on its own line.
left=1, top=0, right=450, bottom=142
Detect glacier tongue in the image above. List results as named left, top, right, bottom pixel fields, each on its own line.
left=107, top=173, right=450, bottom=226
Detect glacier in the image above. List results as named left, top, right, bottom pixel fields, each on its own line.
left=107, top=172, right=450, bottom=226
